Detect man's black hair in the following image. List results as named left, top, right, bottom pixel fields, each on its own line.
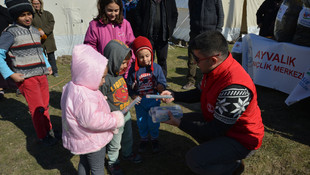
left=189, top=30, right=229, bottom=59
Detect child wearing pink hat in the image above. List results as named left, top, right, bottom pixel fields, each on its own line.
left=126, top=36, right=167, bottom=153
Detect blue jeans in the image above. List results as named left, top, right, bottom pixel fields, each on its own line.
left=78, top=147, right=106, bottom=175
left=186, top=137, right=255, bottom=175
left=134, top=97, right=160, bottom=139
left=107, top=112, right=133, bottom=165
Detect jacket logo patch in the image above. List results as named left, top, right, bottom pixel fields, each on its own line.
left=207, top=103, right=214, bottom=113
left=118, top=32, right=125, bottom=38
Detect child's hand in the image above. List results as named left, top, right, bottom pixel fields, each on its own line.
left=132, top=95, right=141, bottom=104
left=160, top=90, right=174, bottom=103
left=156, top=84, right=165, bottom=93
left=113, top=128, right=119, bottom=134
left=48, top=67, right=53, bottom=75
left=38, top=28, right=45, bottom=36
left=112, top=111, right=124, bottom=128
left=10, top=73, right=24, bottom=83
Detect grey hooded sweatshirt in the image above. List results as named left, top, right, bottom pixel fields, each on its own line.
left=100, top=40, right=132, bottom=112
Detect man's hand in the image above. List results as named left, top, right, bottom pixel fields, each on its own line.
left=48, top=67, right=53, bottom=75
left=160, top=90, right=174, bottom=103
left=163, top=111, right=181, bottom=127
left=10, top=73, right=24, bottom=83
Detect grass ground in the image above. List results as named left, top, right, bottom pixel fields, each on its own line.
left=0, top=45, right=309, bottom=175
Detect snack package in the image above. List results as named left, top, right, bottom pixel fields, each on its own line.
left=38, top=28, right=47, bottom=41
left=121, top=96, right=141, bottom=114
left=292, top=1, right=310, bottom=47
left=274, top=0, right=303, bottom=42
left=149, top=105, right=183, bottom=123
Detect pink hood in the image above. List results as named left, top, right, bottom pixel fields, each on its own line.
left=61, top=44, right=124, bottom=155
left=71, top=44, right=107, bottom=90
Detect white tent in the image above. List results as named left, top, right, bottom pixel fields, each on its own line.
left=1, top=0, right=98, bottom=58
left=173, top=0, right=265, bottom=42
left=1, top=0, right=264, bottom=57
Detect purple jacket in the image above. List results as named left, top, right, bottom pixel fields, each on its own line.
left=84, top=19, right=135, bottom=78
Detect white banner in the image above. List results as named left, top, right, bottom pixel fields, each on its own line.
left=285, top=69, right=310, bottom=105
left=242, top=34, right=310, bottom=95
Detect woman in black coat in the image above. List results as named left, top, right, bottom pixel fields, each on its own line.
left=256, top=0, right=283, bottom=37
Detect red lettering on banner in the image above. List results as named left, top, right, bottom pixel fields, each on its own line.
left=252, top=61, right=272, bottom=70
left=255, top=51, right=260, bottom=59
left=254, top=51, right=296, bottom=67
left=280, top=55, right=286, bottom=64
left=267, top=52, right=274, bottom=61
left=261, top=51, right=267, bottom=59
left=273, top=65, right=304, bottom=79
left=272, top=53, right=280, bottom=62
left=289, top=57, right=296, bottom=67
left=254, top=61, right=304, bottom=80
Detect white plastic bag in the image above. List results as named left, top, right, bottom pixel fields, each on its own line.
left=149, top=105, right=183, bottom=123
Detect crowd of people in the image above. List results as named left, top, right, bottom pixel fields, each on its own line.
left=0, top=0, right=269, bottom=175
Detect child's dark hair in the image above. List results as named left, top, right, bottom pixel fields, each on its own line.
left=95, top=0, right=124, bottom=25
left=189, top=30, right=229, bottom=59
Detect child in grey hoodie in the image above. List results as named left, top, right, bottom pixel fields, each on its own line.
left=100, top=40, right=142, bottom=175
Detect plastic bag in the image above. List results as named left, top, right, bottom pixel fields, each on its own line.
left=292, top=1, right=310, bottom=47
left=274, top=0, right=303, bottom=42
left=149, top=105, right=183, bottom=123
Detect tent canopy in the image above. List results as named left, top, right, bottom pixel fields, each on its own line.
left=173, top=0, right=264, bottom=42
left=1, top=0, right=264, bottom=57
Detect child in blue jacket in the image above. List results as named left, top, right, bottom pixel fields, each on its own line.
left=126, top=36, right=166, bottom=153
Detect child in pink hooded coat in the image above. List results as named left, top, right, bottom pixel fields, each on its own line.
left=61, top=44, right=124, bottom=174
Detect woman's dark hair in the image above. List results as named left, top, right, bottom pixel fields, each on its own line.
left=95, top=0, right=124, bottom=25
left=189, top=30, right=229, bottom=59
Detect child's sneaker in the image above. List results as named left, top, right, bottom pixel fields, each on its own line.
left=107, top=163, right=123, bottom=175
left=138, top=140, right=149, bottom=153
left=122, top=153, right=142, bottom=163
left=151, top=139, right=160, bottom=153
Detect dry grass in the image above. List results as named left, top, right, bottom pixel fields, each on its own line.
left=0, top=45, right=309, bottom=175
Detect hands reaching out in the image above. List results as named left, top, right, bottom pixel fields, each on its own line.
left=163, top=111, right=181, bottom=127
left=160, top=90, right=174, bottom=103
